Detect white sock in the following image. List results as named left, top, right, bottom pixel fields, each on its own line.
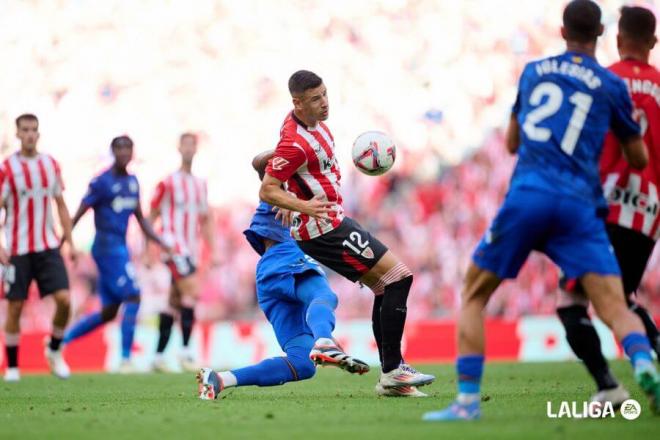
left=315, top=338, right=335, bottom=347
left=457, top=393, right=480, bottom=405
left=219, top=371, right=237, bottom=388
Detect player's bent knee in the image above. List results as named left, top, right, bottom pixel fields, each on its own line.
left=311, top=291, right=338, bottom=311
left=290, top=356, right=316, bottom=381
left=369, top=263, right=413, bottom=295
left=52, top=290, right=70, bottom=307
left=101, top=305, right=120, bottom=322
left=285, top=346, right=316, bottom=381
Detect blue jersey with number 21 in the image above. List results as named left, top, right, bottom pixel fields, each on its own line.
left=511, top=51, right=640, bottom=207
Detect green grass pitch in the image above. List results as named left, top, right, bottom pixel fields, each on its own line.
left=0, top=360, right=656, bottom=439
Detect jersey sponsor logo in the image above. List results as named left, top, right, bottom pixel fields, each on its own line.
left=271, top=157, right=289, bottom=171
left=321, top=157, right=334, bottom=170
left=608, top=185, right=659, bottom=216
left=111, top=196, right=138, bottom=213
left=112, top=183, right=122, bottom=193
left=19, top=187, right=53, bottom=198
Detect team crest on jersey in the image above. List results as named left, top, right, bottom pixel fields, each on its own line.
left=129, top=181, right=138, bottom=193
left=271, top=157, right=289, bottom=171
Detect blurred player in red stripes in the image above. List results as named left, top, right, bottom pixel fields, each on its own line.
left=1, top=114, right=76, bottom=382
left=150, top=133, right=218, bottom=372
left=557, top=5, right=660, bottom=407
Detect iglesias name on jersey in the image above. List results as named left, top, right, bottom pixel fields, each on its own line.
left=82, top=168, right=140, bottom=255
left=600, top=59, right=660, bottom=240
left=265, top=111, right=344, bottom=241
left=511, top=52, right=640, bottom=208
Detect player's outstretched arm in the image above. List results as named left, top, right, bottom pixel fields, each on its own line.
left=260, top=174, right=333, bottom=220
left=70, top=202, right=91, bottom=229
left=200, top=211, right=220, bottom=266
left=134, top=199, right=171, bottom=252
left=620, top=135, right=648, bottom=170
left=0, top=245, right=8, bottom=265
left=55, top=195, right=77, bottom=260
left=505, top=114, right=520, bottom=154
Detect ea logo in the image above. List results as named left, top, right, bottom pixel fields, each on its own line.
left=619, top=399, right=641, bottom=420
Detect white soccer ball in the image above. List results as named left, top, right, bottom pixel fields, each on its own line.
left=351, top=131, right=396, bottom=176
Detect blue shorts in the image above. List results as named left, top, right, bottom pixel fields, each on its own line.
left=256, top=241, right=327, bottom=351
left=473, top=187, right=620, bottom=280
left=92, top=251, right=140, bottom=306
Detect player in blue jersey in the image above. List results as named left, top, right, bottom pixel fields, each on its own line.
left=424, top=0, right=660, bottom=421
left=63, top=136, right=171, bottom=372
left=196, top=152, right=374, bottom=400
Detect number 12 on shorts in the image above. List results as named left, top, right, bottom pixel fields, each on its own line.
left=343, top=231, right=369, bottom=255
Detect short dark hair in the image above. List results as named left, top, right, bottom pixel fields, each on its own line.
left=15, top=113, right=38, bottom=128
left=619, top=6, right=656, bottom=43
left=111, top=135, right=133, bottom=149
left=288, top=70, right=323, bottom=95
left=563, top=0, right=602, bottom=43
left=180, top=132, right=198, bottom=144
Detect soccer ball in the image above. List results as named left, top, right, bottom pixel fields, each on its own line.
left=351, top=131, right=396, bottom=176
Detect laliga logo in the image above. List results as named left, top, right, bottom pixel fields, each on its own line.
left=546, top=399, right=641, bottom=420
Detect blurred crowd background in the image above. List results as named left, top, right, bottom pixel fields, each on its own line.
left=1, top=0, right=659, bottom=333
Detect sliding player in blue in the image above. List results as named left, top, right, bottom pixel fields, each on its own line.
left=196, top=152, right=369, bottom=400
left=63, top=136, right=171, bottom=372
left=424, top=0, right=660, bottom=421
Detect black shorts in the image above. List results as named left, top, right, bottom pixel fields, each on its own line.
left=166, top=255, right=197, bottom=282
left=297, top=217, right=388, bottom=282
left=561, top=224, right=655, bottom=295
left=3, top=249, right=70, bottom=300
left=606, top=224, right=655, bottom=295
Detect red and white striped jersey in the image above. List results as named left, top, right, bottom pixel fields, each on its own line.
left=601, top=59, right=660, bottom=240
left=150, top=170, right=208, bottom=260
left=0, top=152, right=64, bottom=256
left=266, top=111, right=344, bottom=241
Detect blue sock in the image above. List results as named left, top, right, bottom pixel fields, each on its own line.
left=621, top=332, right=653, bottom=368
left=231, top=344, right=315, bottom=387
left=63, top=312, right=104, bottom=344
left=232, top=357, right=295, bottom=387
left=306, top=300, right=335, bottom=340
left=296, top=272, right=337, bottom=340
left=121, top=302, right=140, bottom=360
left=457, top=354, right=484, bottom=395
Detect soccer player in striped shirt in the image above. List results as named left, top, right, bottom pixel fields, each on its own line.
left=259, top=71, right=435, bottom=392
left=196, top=155, right=373, bottom=400
left=149, top=133, right=218, bottom=372
left=1, top=113, right=76, bottom=382
left=557, top=5, right=660, bottom=408
left=62, top=136, right=170, bottom=372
